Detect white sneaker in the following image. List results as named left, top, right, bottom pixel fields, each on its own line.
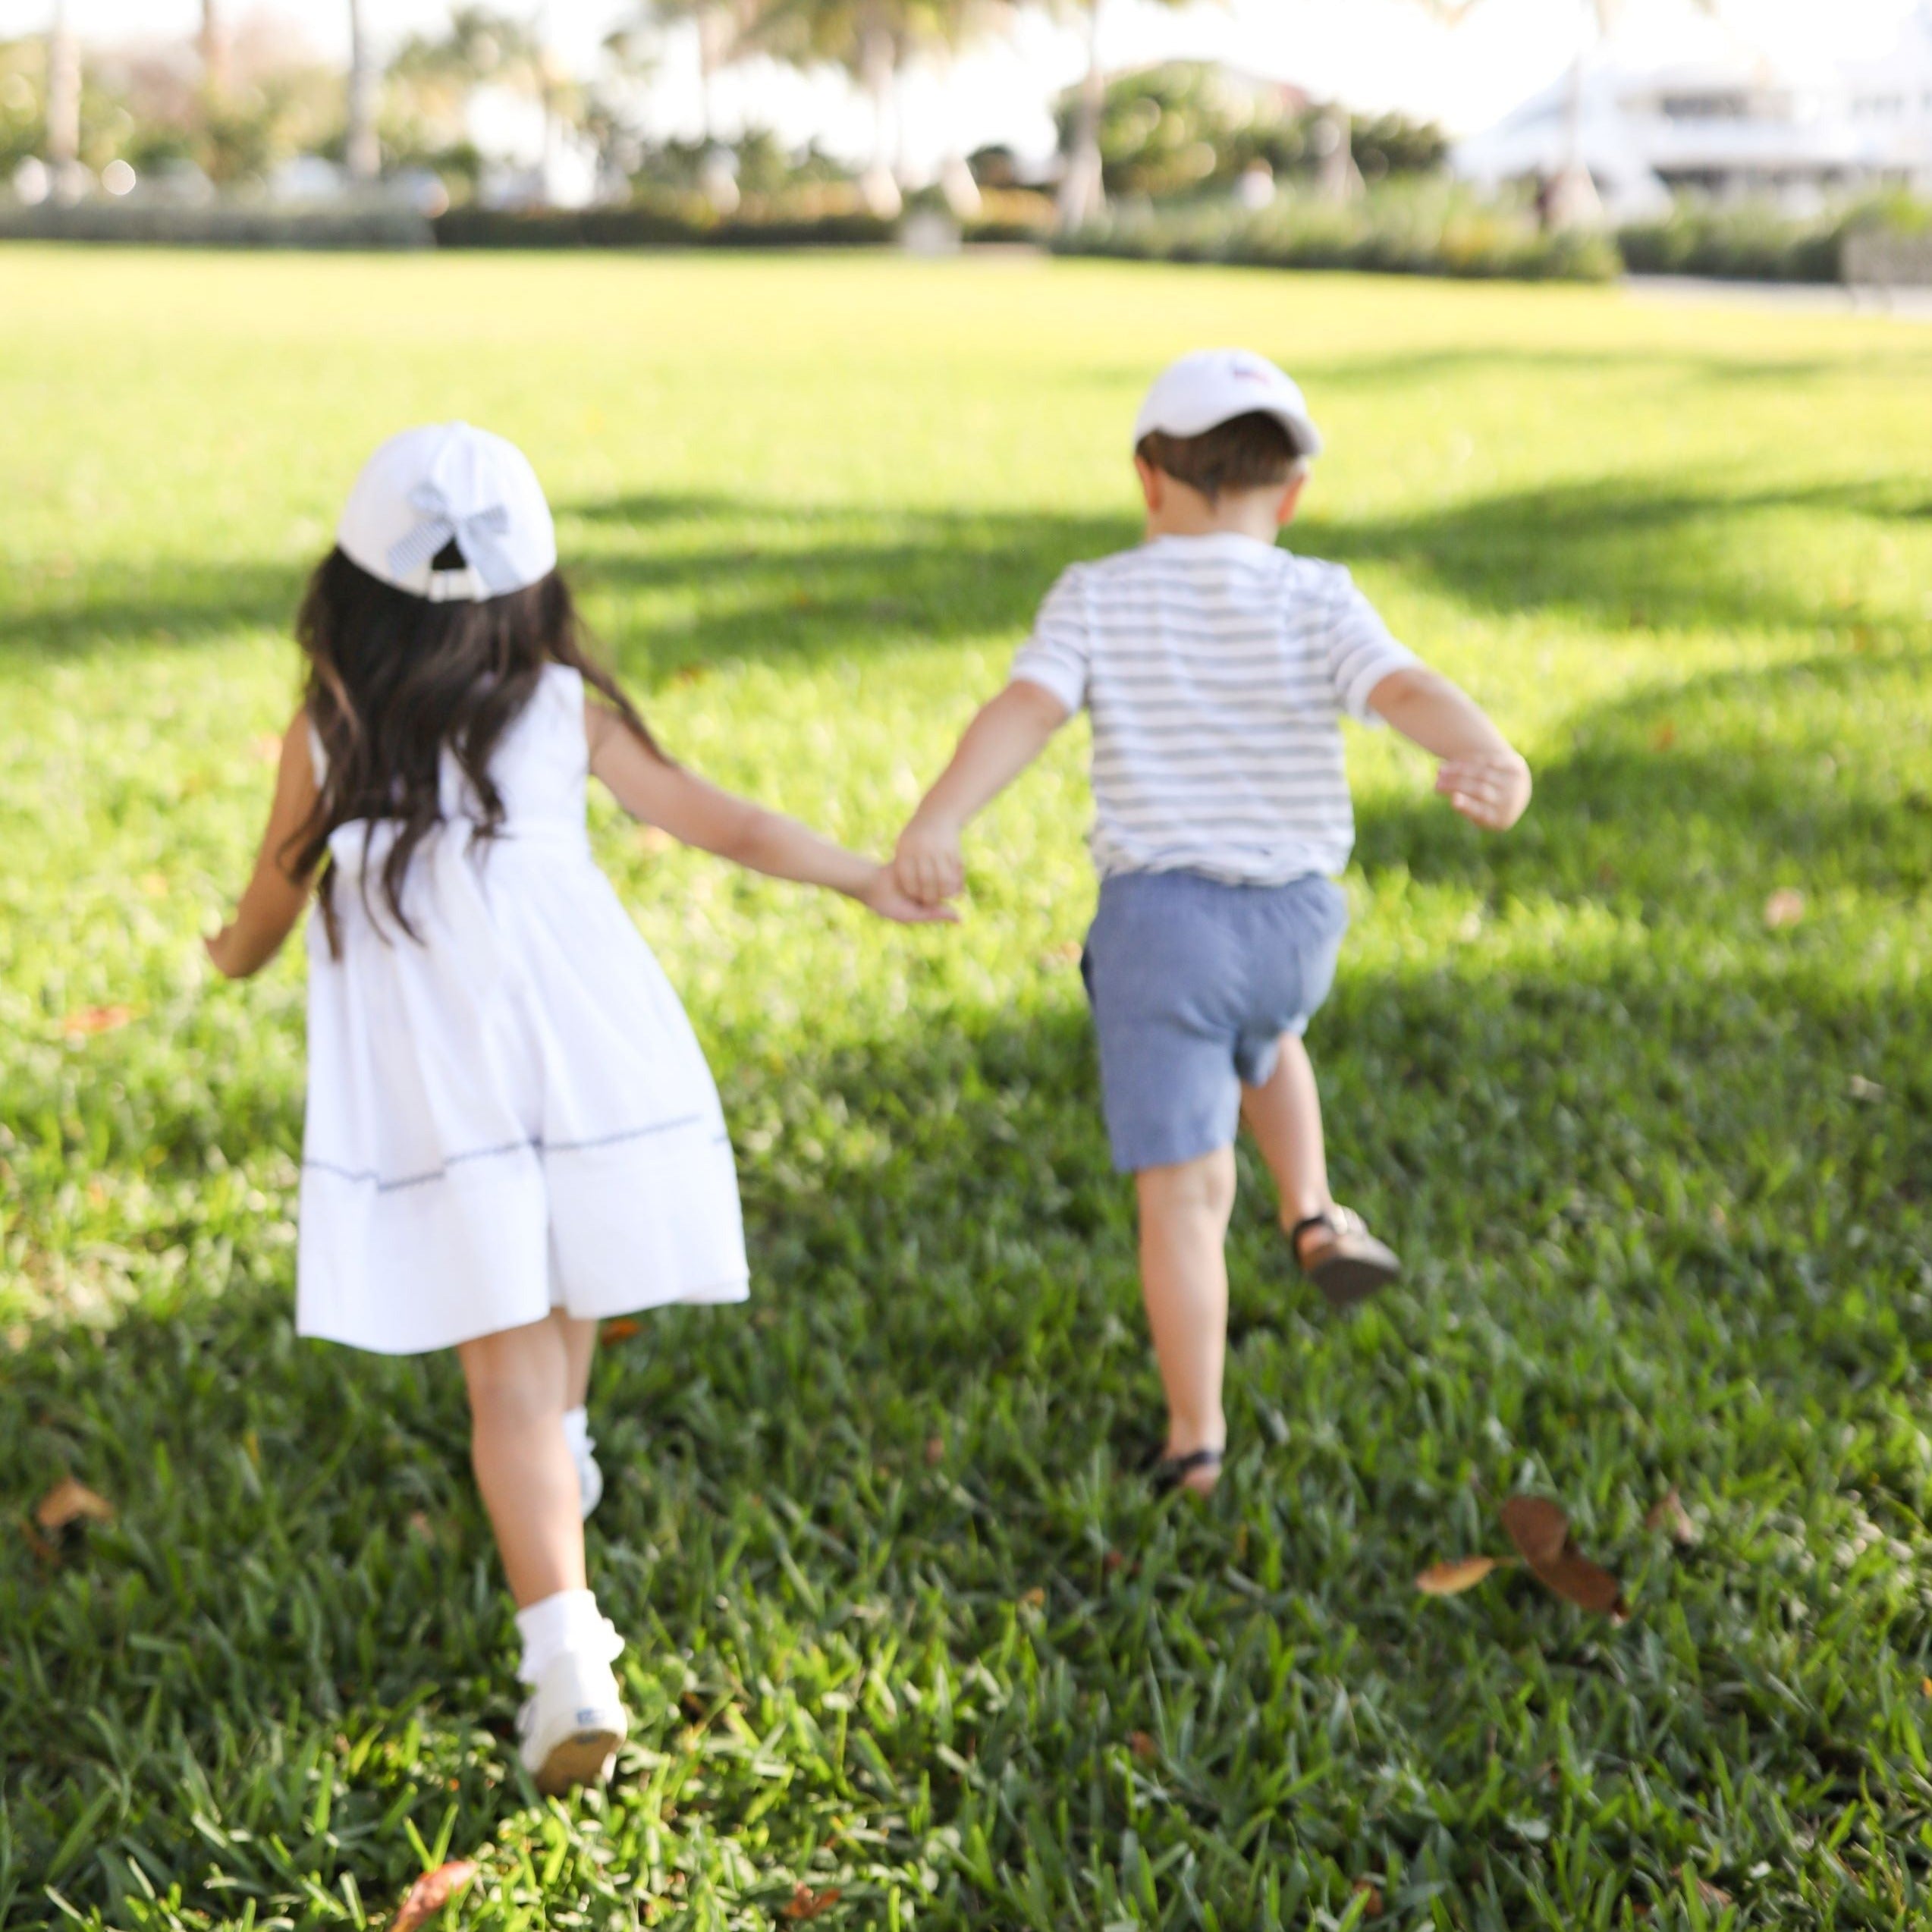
left=517, top=1647, right=628, bottom=1797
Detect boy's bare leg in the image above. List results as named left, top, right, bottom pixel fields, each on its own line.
left=553, top=1309, right=598, bottom=1411
left=1136, top=1145, right=1238, bottom=1493
left=457, top=1318, right=586, bottom=1607
left=1239, top=1033, right=1337, bottom=1261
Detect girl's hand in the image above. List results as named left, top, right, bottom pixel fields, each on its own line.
left=858, top=863, right=960, bottom=925
left=1436, top=751, right=1531, bottom=831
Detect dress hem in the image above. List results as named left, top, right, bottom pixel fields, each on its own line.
left=296, top=1274, right=751, bottom=1356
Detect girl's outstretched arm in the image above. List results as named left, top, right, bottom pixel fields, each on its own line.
left=206, top=711, right=320, bottom=979
left=586, top=702, right=952, bottom=925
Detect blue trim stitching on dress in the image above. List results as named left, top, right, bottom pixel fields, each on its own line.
left=303, top=1113, right=715, bottom=1194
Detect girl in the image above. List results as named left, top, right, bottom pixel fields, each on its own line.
left=207, top=422, right=944, bottom=1795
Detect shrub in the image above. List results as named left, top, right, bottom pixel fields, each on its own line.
left=1618, top=193, right=1932, bottom=284
left=1054, top=182, right=1621, bottom=284
left=431, top=205, right=894, bottom=251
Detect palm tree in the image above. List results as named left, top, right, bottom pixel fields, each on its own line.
left=753, top=0, right=908, bottom=215
left=1050, top=0, right=1197, bottom=230
left=643, top=0, right=765, bottom=149
left=44, top=0, right=80, bottom=197
left=344, top=0, right=380, bottom=182
left=200, top=2, right=230, bottom=97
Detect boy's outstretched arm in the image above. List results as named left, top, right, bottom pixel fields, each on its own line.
left=894, top=681, right=1071, bottom=905
left=1367, top=666, right=1531, bottom=831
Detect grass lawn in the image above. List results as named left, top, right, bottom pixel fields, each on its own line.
left=3, top=244, right=1931, bottom=1931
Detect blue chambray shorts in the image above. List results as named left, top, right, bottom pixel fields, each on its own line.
left=1079, top=869, right=1349, bottom=1174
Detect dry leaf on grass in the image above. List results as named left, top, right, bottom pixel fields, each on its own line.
left=781, top=1885, right=842, bottom=1921
left=392, top=1858, right=478, bottom=1931
left=62, top=1005, right=134, bottom=1038
left=1695, top=1877, right=1734, bottom=1908
left=1763, top=887, right=1805, bottom=929
left=1019, top=1586, right=1046, bottom=1610
left=36, top=1478, right=114, bottom=1531
left=1500, top=1495, right=1569, bottom=1567
left=1127, top=1730, right=1158, bottom=1762
left=602, top=1317, right=642, bottom=1341
left=1415, top=1555, right=1506, bottom=1596
left=1350, top=1877, right=1385, bottom=1918
left=1502, top=1494, right=1629, bottom=1620
left=1645, top=1487, right=1698, bottom=1546
left=923, top=1435, right=945, bottom=1465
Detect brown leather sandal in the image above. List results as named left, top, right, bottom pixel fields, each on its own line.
left=1291, top=1206, right=1402, bottom=1309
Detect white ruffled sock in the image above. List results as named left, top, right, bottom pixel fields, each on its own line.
left=514, top=1588, right=623, bottom=1685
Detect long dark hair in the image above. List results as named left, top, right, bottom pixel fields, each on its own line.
left=288, top=545, right=658, bottom=947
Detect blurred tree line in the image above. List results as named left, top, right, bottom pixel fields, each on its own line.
left=2, top=0, right=1445, bottom=223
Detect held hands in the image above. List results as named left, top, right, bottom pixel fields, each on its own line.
left=891, top=812, right=966, bottom=910
left=1435, top=749, right=1532, bottom=831
left=858, top=861, right=959, bottom=925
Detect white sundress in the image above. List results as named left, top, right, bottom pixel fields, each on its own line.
left=297, top=664, right=749, bottom=1356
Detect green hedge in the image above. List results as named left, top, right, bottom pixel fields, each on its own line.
left=0, top=199, right=431, bottom=249
left=432, top=206, right=895, bottom=250
left=1618, top=194, right=1932, bottom=284
left=1054, top=186, right=1621, bottom=283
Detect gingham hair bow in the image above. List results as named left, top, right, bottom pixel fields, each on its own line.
left=385, top=481, right=520, bottom=594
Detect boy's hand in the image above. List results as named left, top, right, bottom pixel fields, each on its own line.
left=892, top=815, right=966, bottom=908
left=1436, top=751, right=1531, bottom=831
left=858, top=863, right=959, bottom=925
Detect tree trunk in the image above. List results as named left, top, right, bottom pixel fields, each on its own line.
left=344, top=0, right=380, bottom=182
left=200, top=0, right=230, bottom=100
left=1056, top=0, right=1106, bottom=231
left=696, top=5, right=725, bottom=148
left=1318, top=105, right=1362, bottom=200
left=46, top=0, right=82, bottom=198
left=857, top=12, right=901, bottom=218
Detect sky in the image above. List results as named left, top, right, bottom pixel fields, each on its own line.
left=4, top=0, right=1924, bottom=173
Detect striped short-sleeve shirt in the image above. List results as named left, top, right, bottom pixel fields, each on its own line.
left=1010, top=532, right=1416, bottom=886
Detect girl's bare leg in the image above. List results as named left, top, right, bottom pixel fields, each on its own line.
left=1239, top=1033, right=1336, bottom=1256
left=1135, top=1145, right=1238, bottom=1494
left=457, top=1318, right=585, bottom=1607
left=553, top=1310, right=598, bottom=1410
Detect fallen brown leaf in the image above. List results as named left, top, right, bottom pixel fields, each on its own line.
left=1019, top=1586, right=1046, bottom=1610
left=1533, top=1548, right=1626, bottom=1617
left=1695, top=1877, right=1733, bottom=1908
left=1103, top=1549, right=1126, bottom=1573
left=923, top=1434, right=945, bottom=1465
left=602, top=1317, right=642, bottom=1341
left=1645, top=1487, right=1697, bottom=1546
left=1351, top=1878, right=1385, bottom=1918
left=408, top=1511, right=437, bottom=1545
left=36, top=1478, right=114, bottom=1531
left=1500, top=1495, right=1569, bottom=1566
left=393, top=1858, right=478, bottom=1931
left=1415, top=1554, right=1504, bottom=1596
left=1763, top=887, right=1805, bottom=929
left=62, top=1004, right=134, bottom=1038
left=781, top=1885, right=842, bottom=1921
left=1128, top=1730, right=1158, bottom=1761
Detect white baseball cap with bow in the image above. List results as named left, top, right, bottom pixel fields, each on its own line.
left=336, top=422, right=558, bottom=603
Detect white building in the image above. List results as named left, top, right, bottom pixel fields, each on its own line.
left=1454, top=6, right=1932, bottom=221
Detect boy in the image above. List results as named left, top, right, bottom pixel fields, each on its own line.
left=892, top=349, right=1531, bottom=1495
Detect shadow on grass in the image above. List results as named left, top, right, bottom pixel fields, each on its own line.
left=6, top=909, right=1932, bottom=1924
left=7, top=463, right=1918, bottom=674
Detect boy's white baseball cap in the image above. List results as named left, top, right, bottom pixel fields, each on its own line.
left=336, top=422, right=558, bottom=602
left=1132, top=349, right=1324, bottom=460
